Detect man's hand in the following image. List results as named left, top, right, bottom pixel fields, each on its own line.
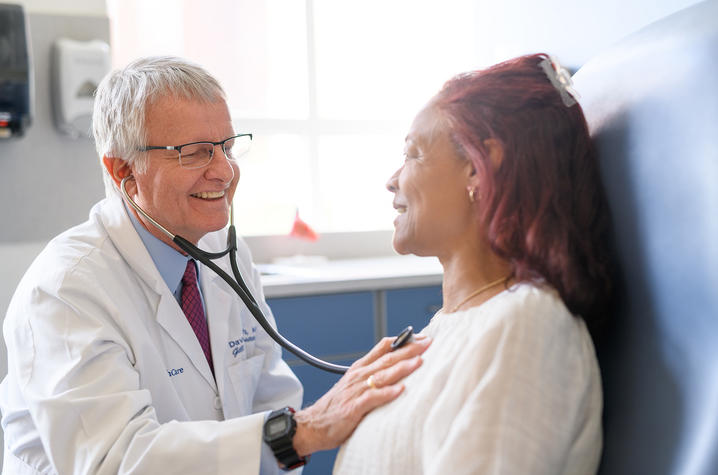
left=291, top=335, right=432, bottom=456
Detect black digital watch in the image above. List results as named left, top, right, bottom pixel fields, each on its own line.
left=263, top=407, right=308, bottom=470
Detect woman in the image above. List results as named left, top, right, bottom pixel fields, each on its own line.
left=334, top=54, right=613, bottom=474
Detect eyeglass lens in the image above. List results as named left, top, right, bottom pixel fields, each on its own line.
left=179, top=135, right=252, bottom=169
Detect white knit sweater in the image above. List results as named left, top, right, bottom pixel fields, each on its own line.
left=334, top=283, right=602, bottom=475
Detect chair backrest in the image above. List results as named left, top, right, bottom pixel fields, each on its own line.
left=573, top=1, right=718, bottom=474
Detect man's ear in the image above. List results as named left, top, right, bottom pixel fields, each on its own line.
left=102, top=155, right=132, bottom=188
left=483, top=138, right=504, bottom=170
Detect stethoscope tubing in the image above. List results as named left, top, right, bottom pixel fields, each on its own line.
left=120, top=176, right=350, bottom=374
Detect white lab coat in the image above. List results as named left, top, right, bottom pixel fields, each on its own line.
left=0, top=194, right=303, bottom=474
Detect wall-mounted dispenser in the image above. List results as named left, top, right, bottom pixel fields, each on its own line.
left=51, top=38, right=110, bottom=138
left=0, top=3, right=33, bottom=139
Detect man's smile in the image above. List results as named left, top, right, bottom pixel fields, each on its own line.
left=190, top=190, right=226, bottom=199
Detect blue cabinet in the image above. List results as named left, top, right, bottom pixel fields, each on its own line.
left=385, top=285, right=442, bottom=336
left=268, top=292, right=375, bottom=363
left=289, top=360, right=354, bottom=474
left=266, top=285, right=442, bottom=474
left=268, top=292, right=374, bottom=475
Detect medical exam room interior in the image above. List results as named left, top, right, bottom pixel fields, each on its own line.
left=1, top=0, right=717, bottom=473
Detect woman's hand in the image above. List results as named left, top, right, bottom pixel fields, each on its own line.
left=292, top=335, right=432, bottom=456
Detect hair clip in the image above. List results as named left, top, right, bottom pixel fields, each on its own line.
left=538, top=55, right=580, bottom=107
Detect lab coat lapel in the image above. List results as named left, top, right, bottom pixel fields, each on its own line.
left=155, top=292, right=218, bottom=389
left=97, top=194, right=164, bottom=291
left=97, top=194, right=217, bottom=390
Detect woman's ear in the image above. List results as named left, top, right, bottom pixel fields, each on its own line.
left=102, top=155, right=132, bottom=188
left=483, top=138, right=504, bottom=170
left=466, top=168, right=480, bottom=190
left=464, top=159, right=479, bottom=184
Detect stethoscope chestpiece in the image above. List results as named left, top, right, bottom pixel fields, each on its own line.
left=390, top=325, right=414, bottom=351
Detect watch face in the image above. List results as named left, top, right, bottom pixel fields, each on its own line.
left=267, top=417, right=288, bottom=437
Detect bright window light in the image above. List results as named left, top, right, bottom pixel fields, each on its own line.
left=108, top=0, right=481, bottom=238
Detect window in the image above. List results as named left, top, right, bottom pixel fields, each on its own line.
left=108, top=0, right=481, bottom=245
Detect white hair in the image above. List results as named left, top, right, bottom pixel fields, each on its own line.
left=92, top=56, right=226, bottom=197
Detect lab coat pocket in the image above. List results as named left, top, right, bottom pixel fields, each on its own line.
left=225, top=353, right=265, bottom=418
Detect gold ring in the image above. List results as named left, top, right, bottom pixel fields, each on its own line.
left=366, top=375, right=377, bottom=389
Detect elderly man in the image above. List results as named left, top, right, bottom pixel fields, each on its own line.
left=0, top=57, right=429, bottom=474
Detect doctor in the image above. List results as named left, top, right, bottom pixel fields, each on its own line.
left=0, top=56, right=430, bottom=474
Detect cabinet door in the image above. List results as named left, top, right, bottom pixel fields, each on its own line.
left=288, top=359, right=354, bottom=475
left=268, top=292, right=375, bottom=363
left=385, top=285, right=442, bottom=336
left=267, top=292, right=375, bottom=474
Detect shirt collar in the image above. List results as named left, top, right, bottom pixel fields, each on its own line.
left=123, top=201, right=191, bottom=294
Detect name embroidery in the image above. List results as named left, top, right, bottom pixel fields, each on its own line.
left=167, top=367, right=184, bottom=377
left=228, top=327, right=257, bottom=357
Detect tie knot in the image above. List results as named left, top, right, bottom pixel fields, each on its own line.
left=182, top=259, right=198, bottom=286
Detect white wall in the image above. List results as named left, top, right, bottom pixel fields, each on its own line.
left=471, top=0, right=704, bottom=69
left=0, top=2, right=110, bottom=468
left=15, top=0, right=106, bottom=16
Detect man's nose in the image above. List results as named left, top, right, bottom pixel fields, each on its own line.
left=206, top=144, right=236, bottom=181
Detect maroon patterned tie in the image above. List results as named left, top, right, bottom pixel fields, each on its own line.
left=181, top=260, right=214, bottom=374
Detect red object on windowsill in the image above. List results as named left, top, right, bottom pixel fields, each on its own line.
left=289, top=210, right=319, bottom=241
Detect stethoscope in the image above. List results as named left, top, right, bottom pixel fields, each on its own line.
left=120, top=176, right=414, bottom=374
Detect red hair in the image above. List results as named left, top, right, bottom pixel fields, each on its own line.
left=434, top=53, right=613, bottom=328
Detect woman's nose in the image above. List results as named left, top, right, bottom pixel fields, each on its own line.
left=386, top=167, right=401, bottom=193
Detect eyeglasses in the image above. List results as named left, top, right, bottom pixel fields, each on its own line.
left=138, top=133, right=253, bottom=169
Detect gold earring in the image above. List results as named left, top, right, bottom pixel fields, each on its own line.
left=468, top=187, right=476, bottom=203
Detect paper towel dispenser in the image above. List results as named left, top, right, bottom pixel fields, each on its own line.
left=51, top=38, right=110, bottom=138
left=0, top=3, right=33, bottom=139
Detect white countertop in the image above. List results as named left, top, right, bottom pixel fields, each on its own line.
left=258, top=254, right=443, bottom=298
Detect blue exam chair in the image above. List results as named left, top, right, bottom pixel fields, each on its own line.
left=573, top=1, right=718, bottom=474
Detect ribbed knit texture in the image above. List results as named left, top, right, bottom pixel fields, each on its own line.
left=334, top=283, right=602, bottom=474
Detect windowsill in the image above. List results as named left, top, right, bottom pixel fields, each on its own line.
left=244, top=230, right=398, bottom=264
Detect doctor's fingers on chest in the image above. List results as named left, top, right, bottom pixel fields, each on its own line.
left=347, top=334, right=433, bottom=400
left=291, top=336, right=432, bottom=453
left=346, top=336, right=433, bottom=410
left=355, top=333, right=432, bottom=374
